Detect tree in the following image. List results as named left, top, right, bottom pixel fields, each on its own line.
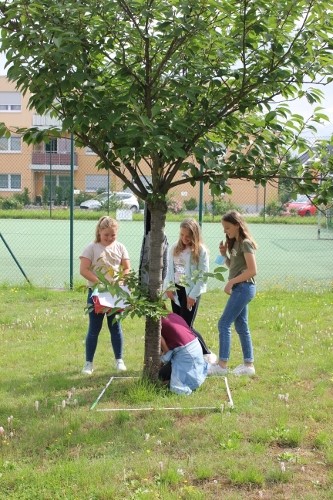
left=1, top=0, right=333, bottom=379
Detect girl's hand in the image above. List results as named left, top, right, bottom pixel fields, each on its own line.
left=187, top=296, right=196, bottom=310
left=219, top=240, right=228, bottom=256
left=166, top=291, right=175, bottom=301
left=224, top=281, right=233, bottom=295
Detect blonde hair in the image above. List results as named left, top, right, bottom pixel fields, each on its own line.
left=173, top=218, right=204, bottom=264
left=222, top=211, right=258, bottom=251
left=95, top=216, right=118, bottom=243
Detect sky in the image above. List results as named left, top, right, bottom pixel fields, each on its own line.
left=1, top=52, right=333, bottom=137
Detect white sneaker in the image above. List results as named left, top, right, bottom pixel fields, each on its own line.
left=116, top=359, right=127, bottom=372
left=232, top=364, right=255, bottom=376
left=203, top=352, right=217, bottom=364
left=82, top=361, right=94, bottom=375
left=207, top=364, right=228, bottom=376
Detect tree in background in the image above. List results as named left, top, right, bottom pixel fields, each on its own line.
left=1, top=0, right=333, bottom=379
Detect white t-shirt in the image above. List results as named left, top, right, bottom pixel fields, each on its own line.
left=80, top=241, right=129, bottom=287
left=174, top=248, right=192, bottom=284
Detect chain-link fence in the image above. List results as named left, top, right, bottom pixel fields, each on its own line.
left=1, top=147, right=332, bottom=290
left=1, top=77, right=332, bottom=289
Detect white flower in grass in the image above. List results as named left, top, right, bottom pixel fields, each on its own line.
left=61, top=400, right=66, bottom=409
left=144, top=433, right=150, bottom=441
left=35, top=401, right=40, bottom=411
left=177, top=468, right=185, bottom=476
left=280, top=462, right=286, bottom=472
left=0, top=426, right=5, bottom=435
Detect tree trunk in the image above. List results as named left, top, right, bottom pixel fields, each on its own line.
left=142, top=200, right=167, bottom=380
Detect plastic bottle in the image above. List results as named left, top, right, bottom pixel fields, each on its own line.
left=215, top=254, right=225, bottom=265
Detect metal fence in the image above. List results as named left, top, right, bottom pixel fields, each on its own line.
left=1, top=207, right=332, bottom=292
left=1, top=148, right=332, bottom=290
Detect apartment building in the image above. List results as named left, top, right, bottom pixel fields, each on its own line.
left=0, top=75, right=277, bottom=211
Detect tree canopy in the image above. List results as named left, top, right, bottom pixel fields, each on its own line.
left=1, top=0, right=333, bottom=198
left=1, top=0, right=333, bottom=377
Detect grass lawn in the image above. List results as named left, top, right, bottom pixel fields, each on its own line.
left=1, top=285, right=333, bottom=499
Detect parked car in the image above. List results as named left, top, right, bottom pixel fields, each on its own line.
left=80, top=192, right=140, bottom=212
left=283, top=195, right=317, bottom=217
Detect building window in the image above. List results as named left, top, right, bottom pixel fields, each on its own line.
left=34, top=138, right=71, bottom=154
left=0, top=92, right=22, bottom=112
left=85, top=175, right=109, bottom=192
left=44, top=175, right=70, bottom=190
left=0, top=174, right=21, bottom=190
left=0, top=136, right=21, bottom=152
left=45, top=139, right=58, bottom=153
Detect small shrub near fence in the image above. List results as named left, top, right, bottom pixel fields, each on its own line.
left=211, top=197, right=241, bottom=216
left=183, top=197, right=198, bottom=211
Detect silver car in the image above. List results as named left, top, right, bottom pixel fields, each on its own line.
left=80, top=191, right=140, bottom=212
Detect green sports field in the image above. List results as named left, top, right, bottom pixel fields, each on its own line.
left=1, top=218, right=332, bottom=290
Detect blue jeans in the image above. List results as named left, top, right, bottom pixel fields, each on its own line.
left=218, top=282, right=256, bottom=363
left=85, top=289, right=123, bottom=362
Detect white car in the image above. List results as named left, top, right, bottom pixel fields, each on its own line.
left=80, top=192, right=140, bottom=212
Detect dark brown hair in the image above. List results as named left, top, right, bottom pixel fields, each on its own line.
left=222, top=211, right=258, bottom=251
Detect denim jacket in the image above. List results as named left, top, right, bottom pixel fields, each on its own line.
left=161, top=338, right=208, bottom=395
left=164, top=244, right=209, bottom=301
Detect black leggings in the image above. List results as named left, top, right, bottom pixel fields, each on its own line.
left=170, top=285, right=211, bottom=355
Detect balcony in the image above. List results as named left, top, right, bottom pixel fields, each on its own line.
left=30, top=152, right=78, bottom=171
left=32, top=114, right=62, bottom=128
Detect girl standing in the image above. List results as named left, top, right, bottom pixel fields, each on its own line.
left=208, top=211, right=257, bottom=376
left=80, top=216, right=130, bottom=375
left=164, top=218, right=215, bottom=360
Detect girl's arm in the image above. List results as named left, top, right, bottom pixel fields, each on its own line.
left=79, top=257, right=100, bottom=284
left=160, top=336, right=169, bottom=354
left=121, top=258, right=131, bottom=275
left=164, top=244, right=176, bottom=299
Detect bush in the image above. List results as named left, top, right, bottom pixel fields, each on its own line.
left=1, top=197, right=23, bottom=210
left=13, top=188, right=31, bottom=206
left=166, top=193, right=184, bottom=214
left=184, top=197, right=198, bottom=211
left=167, top=199, right=184, bottom=214
left=261, top=200, right=284, bottom=217
left=55, top=186, right=63, bottom=206
left=211, top=197, right=241, bottom=216
left=74, top=191, right=92, bottom=206
left=100, top=195, right=124, bottom=212
left=42, top=185, right=49, bottom=205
